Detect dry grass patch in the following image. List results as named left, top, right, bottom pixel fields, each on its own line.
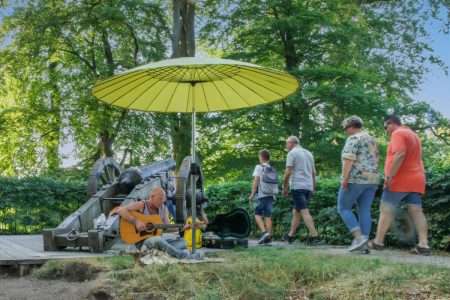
left=33, top=248, right=450, bottom=300
left=33, top=259, right=104, bottom=282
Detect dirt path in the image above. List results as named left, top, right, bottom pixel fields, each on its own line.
left=1, top=241, right=449, bottom=300
left=0, top=275, right=98, bottom=300
left=248, top=240, right=450, bottom=269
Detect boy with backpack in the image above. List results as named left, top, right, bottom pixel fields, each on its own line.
left=249, top=149, right=279, bottom=244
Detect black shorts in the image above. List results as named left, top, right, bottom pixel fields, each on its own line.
left=254, top=196, right=273, bottom=217
left=291, top=189, right=312, bottom=211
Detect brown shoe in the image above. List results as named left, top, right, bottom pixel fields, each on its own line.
left=368, top=240, right=385, bottom=250
left=410, top=245, right=431, bottom=256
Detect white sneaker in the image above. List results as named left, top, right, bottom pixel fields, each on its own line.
left=348, top=237, right=368, bottom=252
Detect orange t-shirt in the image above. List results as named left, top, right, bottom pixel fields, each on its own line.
left=385, top=127, right=425, bottom=194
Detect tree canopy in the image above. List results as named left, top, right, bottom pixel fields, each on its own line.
left=0, top=0, right=449, bottom=182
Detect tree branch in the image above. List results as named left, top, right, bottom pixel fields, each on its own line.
left=111, top=109, right=129, bottom=142
left=124, top=22, right=139, bottom=66
left=430, top=127, right=450, bottom=145
left=101, top=29, right=115, bottom=75
left=56, top=47, right=97, bottom=75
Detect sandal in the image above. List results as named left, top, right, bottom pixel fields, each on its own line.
left=410, top=245, right=431, bottom=256
left=368, top=240, right=385, bottom=250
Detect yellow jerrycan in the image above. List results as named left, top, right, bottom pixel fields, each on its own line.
left=183, top=217, right=202, bottom=250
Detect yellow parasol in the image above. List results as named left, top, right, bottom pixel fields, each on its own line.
left=93, top=56, right=299, bottom=253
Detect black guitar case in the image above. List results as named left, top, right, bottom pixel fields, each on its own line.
left=203, top=208, right=251, bottom=249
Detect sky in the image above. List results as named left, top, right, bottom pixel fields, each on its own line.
left=415, top=12, right=450, bottom=118
left=1, top=2, right=449, bottom=167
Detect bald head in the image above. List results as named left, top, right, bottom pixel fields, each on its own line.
left=148, top=187, right=166, bottom=209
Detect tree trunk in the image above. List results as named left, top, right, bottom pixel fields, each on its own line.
left=46, top=61, right=61, bottom=172
left=172, top=0, right=196, bottom=58
left=170, top=0, right=196, bottom=168
left=100, top=130, right=115, bottom=157
left=97, top=27, right=122, bottom=159
left=273, top=1, right=304, bottom=137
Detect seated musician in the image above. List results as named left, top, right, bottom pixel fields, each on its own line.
left=117, top=187, right=202, bottom=260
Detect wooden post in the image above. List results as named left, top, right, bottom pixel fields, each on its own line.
left=43, top=229, right=58, bottom=251
left=88, top=230, right=104, bottom=253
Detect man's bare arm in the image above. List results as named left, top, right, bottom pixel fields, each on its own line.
left=341, top=159, right=354, bottom=189
left=249, top=176, right=259, bottom=200
left=283, top=167, right=293, bottom=195
left=386, top=151, right=406, bottom=187
left=117, top=201, right=144, bottom=225
left=312, top=170, right=316, bottom=192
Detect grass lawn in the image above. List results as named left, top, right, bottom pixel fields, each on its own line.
left=34, top=247, right=450, bottom=300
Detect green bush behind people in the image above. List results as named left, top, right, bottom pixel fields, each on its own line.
left=0, top=172, right=448, bottom=251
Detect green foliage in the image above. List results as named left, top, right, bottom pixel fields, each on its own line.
left=196, top=0, right=450, bottom=181
left=205, top=177, right=349, bottom=242
left=425, top=171, right=450, bottom=251
left=1, top=0, right=449, bottom=181
left=0, top=0, right=172, bottom=175
left=206, top=172, right=450, bottom=251
left=0, top=176, right=85, bottom=233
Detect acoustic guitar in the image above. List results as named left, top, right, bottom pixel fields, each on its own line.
left=119, top=211, right=182, bottom=244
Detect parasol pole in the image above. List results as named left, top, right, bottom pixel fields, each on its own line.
left=190, top=82, right=197, bottom=254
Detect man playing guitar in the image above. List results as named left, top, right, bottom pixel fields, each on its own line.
left=117, top=187, right=202, bottom=260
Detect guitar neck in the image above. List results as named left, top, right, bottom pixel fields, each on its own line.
left=151, top=224, right=183, bottom=230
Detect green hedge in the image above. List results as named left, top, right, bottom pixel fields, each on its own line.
left=0, top=177, right=86, bottom=234
left=425, top=171, right=450, bottom=251
left=1, top=172, right=448, bottom=251
left=206, top=174, right=450, bottom=251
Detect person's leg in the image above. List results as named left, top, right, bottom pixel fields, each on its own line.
left=300, top=209, right=318, bottom=237
left=288, top=190, right=303, bottom=237
left=373, top=203, right=396, bottom=245
left=298, top=190, right=318, bottom=237
left=166, top=235, right=188, bottom=250
left=257, top=198, right=272, bottom=244
left=143, top=236, right=188, bottom=259
left=373, top=190, right=404, bottom=245
left=405, top=194, right=429, bottom=248
left=264, top=199, right=273, bottom=236
left=255, top=215, right=266, bottom=233
left=356, top=185, right=377, bottom=237
left=254, top=199, right=266, bottom=233
left=337, top=184, right=362, bottom=238
left=265, top=218, right=272, bottom=234
left=288, top=209, right=302, bottom=236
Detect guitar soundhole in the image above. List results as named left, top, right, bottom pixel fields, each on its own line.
left=135, top=223, right=156, bottom=236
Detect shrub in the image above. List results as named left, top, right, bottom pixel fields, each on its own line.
left=0, top=176, right=85, bottom=234
left=205, top=177, right=349, bottom=243
left=206, top=173, right=450, bottom=251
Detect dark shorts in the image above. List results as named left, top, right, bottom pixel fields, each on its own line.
left=381, top=189, right=422, bottom=207
left=255, top=196, right=273, bottom=217
left=291, top=189, right=312, bottom=211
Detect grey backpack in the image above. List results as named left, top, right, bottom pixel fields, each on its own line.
left=259, top=165, right=279, bottom=195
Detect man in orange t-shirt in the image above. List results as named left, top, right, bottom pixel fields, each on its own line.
left=369, top=115, right=430, bottom=255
